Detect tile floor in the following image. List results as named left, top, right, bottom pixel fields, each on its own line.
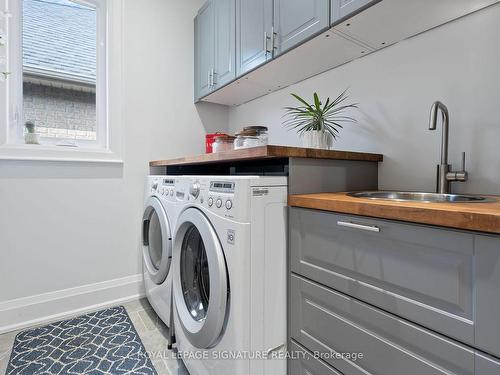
left=0, top=298, right=189, bottom=375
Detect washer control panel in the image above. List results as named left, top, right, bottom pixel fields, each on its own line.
left=150, top=177, right=178, bottom=201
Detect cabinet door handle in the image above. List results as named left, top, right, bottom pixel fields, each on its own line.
left=271, top=26, right=278, bottom=53
left=337, top=221, right=380, bottom=233
left=212, top=69, right=217, bottom=86
left=264, top=31, right=272, bottom=55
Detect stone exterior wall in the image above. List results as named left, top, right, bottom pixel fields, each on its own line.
left=23, top=82, right=97, bottom=140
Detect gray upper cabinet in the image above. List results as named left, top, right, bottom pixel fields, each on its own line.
left=194, top=1, right=215, bottom=101
left=273, top=0, right=330, bottom=55
left=214, top=0, right=236, bottom=88
left=331, top=0, right=380, bottom=25
left=195, top=0, right=235, bottom=101
left=236, top=0, right=273, bottom=76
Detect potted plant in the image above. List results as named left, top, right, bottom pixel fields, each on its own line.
left=282, top=90, right=358, bottom=149
left=24, top=121, right=40, bottom=145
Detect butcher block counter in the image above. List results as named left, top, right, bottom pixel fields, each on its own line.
left=289, top=192, right=500, bottom=234
left=150, top=146, right=383, bottom=195
left=149, top=145, right=383, bottom=167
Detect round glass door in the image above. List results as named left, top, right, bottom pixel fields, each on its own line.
left=142, top=196, right=172, bottom=284
left=173, top=208, right=228, bottom=349
left=180, top=225, right=211, bottom=321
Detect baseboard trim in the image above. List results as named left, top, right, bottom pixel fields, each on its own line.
left=0, top=274, right=145, bottom=334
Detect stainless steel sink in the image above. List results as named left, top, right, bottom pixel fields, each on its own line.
left=347, top=191, right=495, bottom=203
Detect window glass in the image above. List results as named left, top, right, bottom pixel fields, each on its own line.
left=22, top=0, right=97, bottom=141
left=180, top=225, right=211, bottom=322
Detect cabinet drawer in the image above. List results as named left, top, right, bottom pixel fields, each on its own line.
left=290, top=207, right=475, bottom=345
left=289, top=340, right=342, bottom=375
left=475, top=352, right=500, bottom=375
left=290, top=274, right=475, bottom=375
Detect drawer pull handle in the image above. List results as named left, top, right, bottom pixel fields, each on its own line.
left=266, top=343, right=285, bottom=356
left=337, top=221, right=380, bottom=232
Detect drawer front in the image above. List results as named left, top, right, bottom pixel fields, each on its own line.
left=290, top=207, right=474, bottom=344
left=475, top=352, right=500, bottom=375
left=290, top=274, right=475, bottom=375
left=475, top=235, right=500, bottom=357
left=289, top=340, right=342, bottom=375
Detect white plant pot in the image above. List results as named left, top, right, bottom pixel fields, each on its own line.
left=301, top=130, right=332, bottom=150
left=25, top=133, right=40, bottom=145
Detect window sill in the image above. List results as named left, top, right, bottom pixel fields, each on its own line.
left=0, top=144, right=123, bottom=164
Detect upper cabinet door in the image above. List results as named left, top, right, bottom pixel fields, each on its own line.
left=236, top=0, right=273, bottom=76
left=194, top=1, right=215, bottom=101
left=273, top=0, right=330, bottom=55
left=331, top=0, right=380, bottom=25
left=214, top=0, right=236, bottom=88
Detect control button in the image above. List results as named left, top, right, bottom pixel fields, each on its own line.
left=208, top=197, right=214, bottom=207
left=216, top=198, right=222, bottom=208
left=161, top=188, right=165, bottom=195
left=200, top=196, right=204, bottom=204
left=170, top=189, right=174, bottom=196
left=152, top=182, right=158, bottom=191
left=225, top=199, right=233, bottom=210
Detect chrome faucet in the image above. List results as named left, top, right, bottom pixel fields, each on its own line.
left=428, top=101, right=467, bottom=194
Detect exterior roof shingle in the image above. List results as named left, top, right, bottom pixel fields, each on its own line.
left=23, top=0, right=96, bottom=84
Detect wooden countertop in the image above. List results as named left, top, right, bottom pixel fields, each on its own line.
left=289, top=192, right=500, bottom=234
left=149, top=145, right=383, bottom=167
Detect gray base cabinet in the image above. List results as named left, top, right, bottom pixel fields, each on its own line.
left=274, top=0, right=330, bottom=55
left=475, top=235, right=500, bottom=356
left=475, top=353, right=500, bottom=375
left=290, top=274, right=475, bottom=375
left=289, top=207, right=500, bottom=374
left=289, top=340, right=342, bottom=375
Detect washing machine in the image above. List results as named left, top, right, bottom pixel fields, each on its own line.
left=171, top=176, right=288, bottom=375
left=142, top=175, right=182, bottom=326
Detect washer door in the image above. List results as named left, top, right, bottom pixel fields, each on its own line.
left=173, top=208, right=228, bottom=349
left=142, top=196, right=172, bottom=285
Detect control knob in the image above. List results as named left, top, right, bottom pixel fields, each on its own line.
left=190, top=182, right=201, bottom=199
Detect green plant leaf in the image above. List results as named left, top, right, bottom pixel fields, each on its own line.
left=291, top=93, right=314, bottom=110
left=313, top=93, right=321, bottom=111
left=282, top=90, right=358, bottom=135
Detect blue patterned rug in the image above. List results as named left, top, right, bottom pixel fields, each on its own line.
left=6, top=306, right=157, bottom=375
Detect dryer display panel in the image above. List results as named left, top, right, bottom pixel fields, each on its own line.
left=210, top=181, right=235, bottom=193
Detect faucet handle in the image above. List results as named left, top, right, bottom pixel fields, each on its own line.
left=446, top=151, right=468, bottom=183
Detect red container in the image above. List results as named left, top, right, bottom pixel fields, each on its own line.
left=206, top=133, right=226, bottom=153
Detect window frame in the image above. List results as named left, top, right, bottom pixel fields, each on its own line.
left=0, top=0, right=123, bottom=163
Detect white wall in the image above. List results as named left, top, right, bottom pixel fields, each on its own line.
left=229, top=4, right=500, bottom=195
left=0, top=0, right=228, bottom=332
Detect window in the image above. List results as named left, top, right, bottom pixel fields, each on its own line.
left=22, top=0, right=98, bottom=143
left=0, top=0, right=121, bottom=161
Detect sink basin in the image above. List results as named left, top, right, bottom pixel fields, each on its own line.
left=347, top=191, right=495, bottom=203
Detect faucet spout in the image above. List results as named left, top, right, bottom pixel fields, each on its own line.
left=429, top=101, right=449, bottom=165
left=428, top=101, right=467, bottom=194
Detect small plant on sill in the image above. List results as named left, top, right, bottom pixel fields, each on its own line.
left=24, top=121, right=40, bottom=145
left=282, top=89, right=358, bottom=150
